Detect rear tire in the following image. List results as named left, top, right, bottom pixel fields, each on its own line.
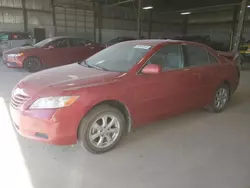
left=78, top=105, right=126, bottom=154
left=24, top=57, right=42, bottom=73
left=206, top=84, right=230, bottom=113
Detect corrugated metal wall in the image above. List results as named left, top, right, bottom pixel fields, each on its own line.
left=54, top=0, right=95, bottom=40
left=55, top=7, right=94, bottom=39
left=100, top=6, right=183, bottom=42
left=0, top=0, right=24, bottom=31
left=0, top=0, right=249, bottom=44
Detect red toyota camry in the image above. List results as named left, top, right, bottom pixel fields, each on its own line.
left=3, top=36, right=105, bottom=72
left=10, top=40, right=240, bottom=154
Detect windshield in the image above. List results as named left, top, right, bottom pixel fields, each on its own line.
left=34, top=38, right=55, bottom=48
left=81, top=42, right=152, bottom=72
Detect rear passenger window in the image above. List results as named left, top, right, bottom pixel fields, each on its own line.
left=51, top=39, right=68, bottom=48
left=148, top=44, right=183, bottom=71
left=209, top=53, right=219, bottom=64
left=184, top=45, right=210, bottom=67
left=69, top=38, right=88, bottom=47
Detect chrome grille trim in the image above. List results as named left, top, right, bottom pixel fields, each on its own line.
left=11, top=94, right=30, bottom=109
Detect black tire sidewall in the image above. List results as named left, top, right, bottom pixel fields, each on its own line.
left=24, top=57, right=42, bottom=72
left=78, top=105, right=125, bottom=154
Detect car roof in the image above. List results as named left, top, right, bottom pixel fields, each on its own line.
left=49, top=36, right=88, bottom=40
left=125, top=39, right=197, bottom=46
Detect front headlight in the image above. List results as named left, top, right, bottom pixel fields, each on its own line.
left=8, top=53, right=24, bottom=57
left=30, top=96, right=79, bottom=109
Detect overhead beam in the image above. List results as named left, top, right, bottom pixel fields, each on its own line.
left=160, top=3, right=240, bottom=15
left=104, top=0, right=135, bottom=8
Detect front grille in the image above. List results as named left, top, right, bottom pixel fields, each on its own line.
left=11, top=94, right=30, bottom=109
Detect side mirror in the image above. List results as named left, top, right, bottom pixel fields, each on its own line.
left=141, top=64, right=162, bottom=75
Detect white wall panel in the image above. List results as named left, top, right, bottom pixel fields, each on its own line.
left=27, top=11, right=53, bottom=25
left=1, top=9, right=23, bottom=23
left=0, top=23, right=24, bottom=31
left=55, top=13, right=64, bottom=20
left=26, top=0, right=52, bottom=11
left=1, top=0, right=21, bottom=8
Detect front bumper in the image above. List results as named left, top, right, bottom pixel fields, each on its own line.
left=9, top=105, right=80, bottom=145
left=2, top=55, right=23, bottom=68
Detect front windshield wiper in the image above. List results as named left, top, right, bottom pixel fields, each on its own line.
left=80, top=60, right=91, bottom=68
left=80, top=60, right=109, bottom=71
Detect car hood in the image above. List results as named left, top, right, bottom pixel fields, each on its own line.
left=4, top=45, right=36, bottom=54
left=17, top=63, right=123, bottom=96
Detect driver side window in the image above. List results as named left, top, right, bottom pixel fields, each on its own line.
left=147, top=44, right=183, bottom=71
left=50, top=39, right=69, bottom=48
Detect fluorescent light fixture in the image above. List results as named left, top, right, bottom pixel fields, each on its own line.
left=181, top=12, right=191, bottom=15
left=143, top=6, right=153, bottom=10
left=248, top=5, right=250, bottom=8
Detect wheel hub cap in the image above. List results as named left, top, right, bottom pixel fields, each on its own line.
left=89, top=115, right=120, bottom=149
left=215, top=88, right=228, bottom=109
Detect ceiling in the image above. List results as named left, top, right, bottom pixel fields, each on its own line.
left=96, top=0, right=243, bottom=11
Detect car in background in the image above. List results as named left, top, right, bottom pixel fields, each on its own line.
left=10, top=40, right=240, bottom=154
left=239, top=41, right=250, bottom=63
left=105, top=36, right=136, bottom=46
left=174, top=35, right=228, bottom=51
left=0, top=31, right=34, bottom=55
left=3, top=36, right=105, bottom=72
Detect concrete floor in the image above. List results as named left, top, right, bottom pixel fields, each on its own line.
left=0, top=60, right=250, bottom=188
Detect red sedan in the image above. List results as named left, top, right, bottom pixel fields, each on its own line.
left=3, top=36, right=104, bottom=72
left=10, top=40, right=240, bottom=154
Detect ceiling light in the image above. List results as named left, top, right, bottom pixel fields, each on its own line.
left=181, top=12, right=191, bottom=15
left=248, top=5, right=250, bottom=8
left=143, top=6, right=153, bottom=10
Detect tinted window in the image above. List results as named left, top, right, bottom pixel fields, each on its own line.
left=69, top=38, right=90, bottom=47
left=51, top=39, right=68, bottom=48
left=184, top=45, right=209, bottom=67
left=148, top=44, right=183, bottom=70
left=81, top=43, right=151, bottom=72
left=209, top=53, right=219, bottom=64
left=34, top=38, right=55, bottom=47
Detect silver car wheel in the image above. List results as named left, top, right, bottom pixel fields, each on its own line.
left=215, top=87, right=229, bottom=109
left=88, top=114, right=121, bottom=149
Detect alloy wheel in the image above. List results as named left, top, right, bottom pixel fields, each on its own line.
left=215, top=87, right=229, bottom=110
left=88, top=114, right=121, bottom=149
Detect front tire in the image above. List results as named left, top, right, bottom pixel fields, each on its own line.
left=78, top=105, right=126, bottom=154
left=207, top=84, right=230, bottom=113
left=24, top=57, right=42, bottom=73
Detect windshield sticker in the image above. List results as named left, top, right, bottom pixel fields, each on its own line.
left=134, top=45, right=152, bottom=50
